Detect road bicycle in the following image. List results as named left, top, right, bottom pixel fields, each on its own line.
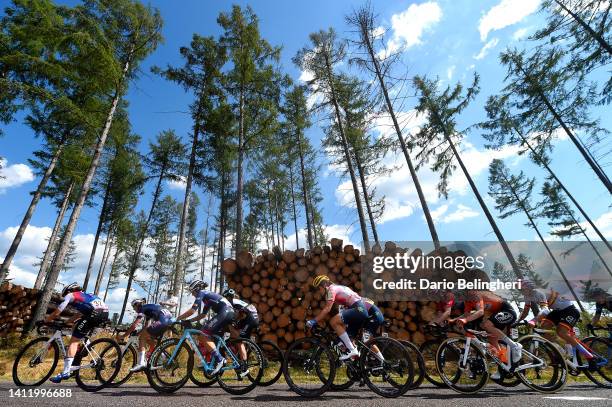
left=189, top=326, right=284, bottom=388
left=283, top=324, right=413, bottom=398
left=109, top=325, right=179, bottom=386
left=512, top=321, right=611, bottom=388
left=419, top=323, right=459, bottom=387
left=12, top=321, right=122, bottom=392
left=147, top=320, right=264, bottom=395
left=436, top=324, right=567, bottom=394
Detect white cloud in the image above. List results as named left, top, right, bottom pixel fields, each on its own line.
left=0, top=159, right=35, bottom=194
left=283, top=224, right=357, bottom=251
left=440, top=204, right=479, bottom=224
left=474, top=37, right=499, bottom=60
left=385, top=2, right=442, bottom=55
left=479, top=0, right=540, bottom=41
left=431, top=204, right=449, bottom=221
left=589, top=211, right=612, bottom=239
left=512, top=27, right=529, bottom=40
left=446, top=65, right=456, bottom=80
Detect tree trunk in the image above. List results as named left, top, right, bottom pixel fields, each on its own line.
left=118, top=167, right=166, bottom=324
left=235, top=89, right=245, bottom=253
left=359, top=23, right=440, bottom=249
left=324, top=55, right=370, bottom=253
left=172, top=121, right=200, bottom=298
left=0, top=142, right=65, bottom=283
left=82, top=178, right=112, bottom=290
left=352, top=147, right=380, bottom=246
left=94, top=231, right=114, bottom=295
left=513, top=126, right=612, bottom=251
left=295, top=113, right=314, bottom=249
left=433, top=111, right=522, bottom=277
left=498, top=170, right=585, bottom=312
left=288, top=163, right=300, bottom=249
left=103, top=247, right=121, bottom=302
left=209, top=228, right=217, bottom=289
left=27, top=53, right=132, bottom=333
left=516, top=60, right=612, bottom=193
left=553, top=0, right=612, bottom=55
left=201, top=195, right=212, bottom=280
left=35, top=182, right=73, bottom=289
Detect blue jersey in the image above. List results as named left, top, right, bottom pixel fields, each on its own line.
left=138, top=304, right=172, bottom=321
left=58, top=291, right=108, bottom=315
left=191, top=290, right=232, bottom=313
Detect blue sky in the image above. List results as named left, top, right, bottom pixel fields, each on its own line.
left=1, top=0, right=610, bottom=314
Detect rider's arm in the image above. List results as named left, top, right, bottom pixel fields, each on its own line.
left=592, top=303, right=602, bottom=325
left=45, top=294, right=73, bottom=322
left=462, top=300, right=484, bottom=323
left=123, top=315, right=143, bottom=337
left=517, top=303, right=530, bottom=321
left=314, top=301, right=334, bottom=324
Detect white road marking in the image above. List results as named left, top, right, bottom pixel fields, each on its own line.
left=543, top=396, right=609, bottom=400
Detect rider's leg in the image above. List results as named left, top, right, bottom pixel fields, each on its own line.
left=63, top=337, right=80, bottom=374
left=137, top=329, right=153, bottom=366
left=330, top=313, right=356, bottom=352
left=557, top=323, right=592, bottom=359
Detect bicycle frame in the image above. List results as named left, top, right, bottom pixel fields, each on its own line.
left=162, top=328, right=242, bottom=373
left=40, top=328, right=101, bottom=373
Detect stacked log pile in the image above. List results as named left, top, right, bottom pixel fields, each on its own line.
left=222, top=238, right=442, bottom=349
left=0, top=282, right=63, bottom=335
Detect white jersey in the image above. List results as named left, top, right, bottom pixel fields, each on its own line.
left=548, top=290, right=573, bottom=311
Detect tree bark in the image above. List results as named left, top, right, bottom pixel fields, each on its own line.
left=201, top=194, right=212, bottom=280
left=324, top=54, right=370, bottom=253
left=35, top=182, right=73, bottom=289
left=235, top=88, right=245, bottom=252
left=513, top=126, right=612, bottom=251
left=27, top=52, right=131, bottom=333
left=352, top=145, right=380, bottom=246
left=0, top=142, right=65, bottom=283
left=497, top=169, right=585, bottom=312
left=295, top=111, right=314, bottom=249
left=358, top=22, right=440, bottom=249
left=82, top=178, right=112, bottom=290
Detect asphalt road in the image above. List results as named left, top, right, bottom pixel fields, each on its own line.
left=0, top=382, right=610, bottom=407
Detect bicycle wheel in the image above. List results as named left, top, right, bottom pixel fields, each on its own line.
left=517, top=335, right=567, bottom=393
left=329, top=362, right=357, bottom=391
left=283, top=336, right=336, bottom=397
left=579, top=337, right=612, bottom=388
left=110, top=344, right=137, bottom=387
left=361, top=337, right=413, bottom=397
left=74, top=338, right=122, bottom=392
left=400, top=340, right=425, bottom=389
left=436, top=337, right=488, bottom=394
left=217, top=338, right=263, bottom=395
left=257, top=340, right=284, bottom=386
left=419, top=339, right=446, bottom=387
left=189, top=355, right=218, bottom=387
left=146, top=338, right=192, bottom=394
left=12, top=337, right=59, bottom=386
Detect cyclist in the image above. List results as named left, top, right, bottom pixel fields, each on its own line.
left=118, top=298, right=174, bottom=372
left=517, top=280, right=547, bottom=321
left=223, top=288, right=259, bottom=339
left=428, top=290, right=457, bottom=326
left=450, top=289, right=523, bottom=369
left=307, top=275, right=368, bottom=360
left=41, top=282, right=109, bottom=383
left=177, top=280, right=236, bottom=375
left=536, top=287, right=604, bottom=368
left=587, top=287, right=612, bottom=328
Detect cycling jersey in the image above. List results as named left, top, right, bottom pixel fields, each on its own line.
left=362, top=297, right=384, bottom=335
left=58, top=291, right=108, bottom=315
left=326, top=284, right=361, bottom=307
left=435, top=292, right=455, bottom=312
left=464, top=291, right=505, bottom=315
left=137, top=304, right=172, bottom=321
left=231, top=298, right=258, bottom=318
left=547, top=290, right=573, bottom=311
left=191, top=290, right=232, bottom=314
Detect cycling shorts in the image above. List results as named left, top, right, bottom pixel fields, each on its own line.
left=340, top=300, right=368, bottom=337
left=364, top=303, right=385, bottom=336
left=547, top=305, right=580, bottom=327
left=72, top=310, right=109, bottom=339
left=202, top=306, right=235, bottom=337
left=146, top=315, right=173, bottom=337
left=488, top=301, right=517, bottom=329
left=235, top=313, right=259, bottom=338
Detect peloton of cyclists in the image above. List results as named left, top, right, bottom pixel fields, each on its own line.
left=118, top=298, right=174, bottom=372
left=42, top=282, right=109, bottom=383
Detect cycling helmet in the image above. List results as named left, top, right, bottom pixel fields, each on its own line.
left=131, top=297, right=146, bottom=310
left=188, top=279, right=208, bottom=293
left=223, top=288, right=236, bottom=300
left=61, top=282, right=81, bottom=297
left=312, top=275, right=330, bottom=288
left=521, top=279, right=535, bottom=290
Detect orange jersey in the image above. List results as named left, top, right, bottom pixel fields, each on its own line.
left=464, top=291, right=505, bottom=315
